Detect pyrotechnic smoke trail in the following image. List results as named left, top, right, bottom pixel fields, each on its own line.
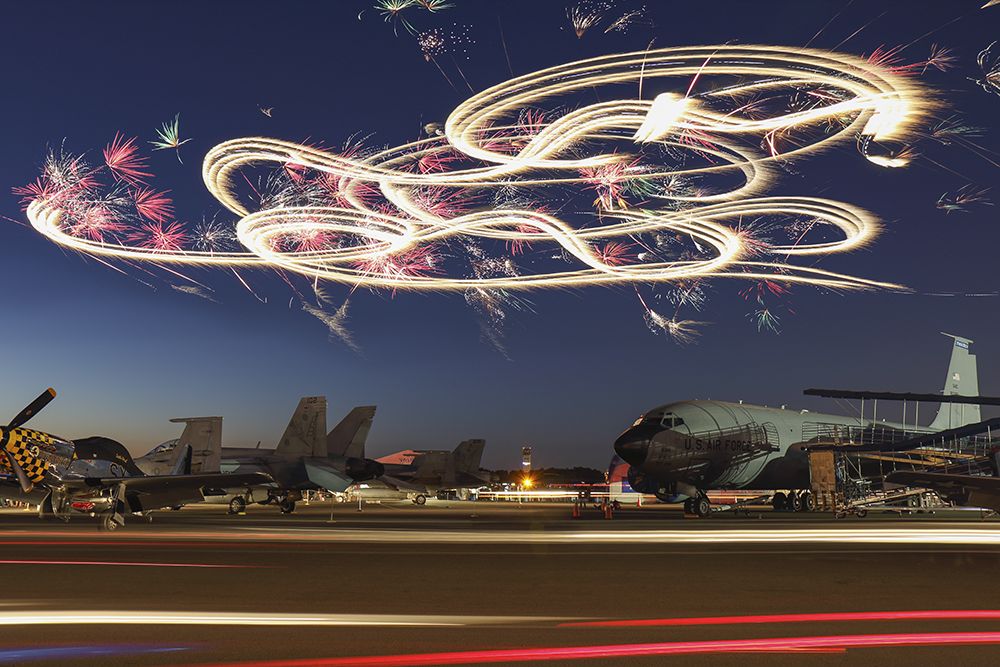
left=21, top=45, right=932, bottom=337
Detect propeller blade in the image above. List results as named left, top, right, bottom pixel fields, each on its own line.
left=2, top=450, right=34, bottom=494
left=8, top=388, right=56, bottom=429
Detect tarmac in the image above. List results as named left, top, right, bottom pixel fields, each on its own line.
left=1, top=500, right=1000, bottom=666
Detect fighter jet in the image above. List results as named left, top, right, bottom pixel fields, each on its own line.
left=0, top=388, right=270, bottom=530
left=219, top=397, right=384, bottom=514
left=614, top=333, right=986, bottom=517
left=376, top=439, right=489, bottom=504
left=135, top=416, right=222, bottom=476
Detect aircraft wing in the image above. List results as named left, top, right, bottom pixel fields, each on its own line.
left=886, top=471, right=1000, bottom=512
left=62, top=472, right=273, bottom=511
left=378, top=474, right=427, bottom=493
left=887, top=471, right=1000, bottom=493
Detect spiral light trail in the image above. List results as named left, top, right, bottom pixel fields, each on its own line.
left=25, top=45, right=930, bottom=293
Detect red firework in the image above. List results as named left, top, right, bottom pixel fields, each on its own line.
left=68, top=205, right=127, bottom=242
left=412, top=186, right=475, bottom=219
left=11, top=177, right=55, bottom=210
left=127, top=220, right=188, bottom=251
left=866, top=45, right=922, bottom=76
left=507, top=221, right=545, bottom=255
left=132, top=187, right=174, bottom=223
left=596, top=240, right=636, bottom=266
left=352, top=244, right=441, bottom=281
left=103, top=134, right=152, bottom=186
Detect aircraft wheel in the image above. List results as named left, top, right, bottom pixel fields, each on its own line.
left=856, top=508, right=868, bottom=518
left=99, top=513, right=119, bottom=532
left=413, top=494, right=427, bottom=506
left=334, top=495, right=346, bottom=504
left=279, top=499, right=296, bottom=514
left=683, top=498, right=694, bottom=514
left=611, top=500, right=621, bottom=511
left=789, top=492, right=804, bottom=512
left=228, top=497, right=247, bottom=515
left=772, top=492, right=787, bottom=511
left=693, top=496, right=711, bottom=518
left=800, top=491, right=815, bottom=512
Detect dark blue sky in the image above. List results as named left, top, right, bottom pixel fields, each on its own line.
left=2, top=0, right=997, bottom=468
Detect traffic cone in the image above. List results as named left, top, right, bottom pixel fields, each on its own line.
left=572, top=502, right=581, bottom=519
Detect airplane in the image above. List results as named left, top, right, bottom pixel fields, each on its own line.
left=0, top=388, right=270, bottom=530
left=218, top=397, right=384, bottom=514
left=135, top=416, right=222, bottom=476
left=373, top=439, right=489, bottom=504
left=613, top=333, right=987, bottom=518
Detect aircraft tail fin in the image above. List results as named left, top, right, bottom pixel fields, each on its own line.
left=275, top=396, right=328, bottom=458
left=928, top=333, right=981, bottom=431
left=170, top=444, right=193, bottom=476
left=169, top=417, right=223, bottom=473
left=452, top=439, right=486, bottom=474
left=327, top=406, right=377, bottom=459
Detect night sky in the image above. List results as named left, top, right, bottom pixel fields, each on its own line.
left=2, top=0, right=997, bottom=468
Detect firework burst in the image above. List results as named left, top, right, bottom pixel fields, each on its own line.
left=128, top=220, right=188, bottom=252
left=567, top=1, right=614, bottom=39
left=150, top=114, right=192, bottom=163
left=937, top=186, right=993, bottom=215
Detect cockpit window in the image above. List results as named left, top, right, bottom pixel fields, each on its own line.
left=146, top=439, right=179, bottom=456
left=660, top=414, right=685, bottom=428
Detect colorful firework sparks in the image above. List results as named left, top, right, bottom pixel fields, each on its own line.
left=936, top=186, right=993, bottom=215
left=150, top=114, right=192, bottom=163
left=128, top=220, right=188, bottom=251
left=921, top=44, right=957, bottom=73
left=132, top=187, right=174, bottom=223
left=20, top=45, right=932, bottom=345
left=415, top=0, right=453, bottom=11
left=193, top=217, right=236, bottom=253
left=973, top=41, right=1000, bottom=97
left=604, top=6, right=650, bottom=34
left=566, top=1, right=614, bottom=39
left=103, top=134, right=151, bottom=186
left=375, top=0, right=418, bottom=36
left=749, top=307, right=781, bottom=334
left=417, top=24, right=473, bottom=62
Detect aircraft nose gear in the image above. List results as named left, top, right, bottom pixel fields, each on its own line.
left=684, top=492, right=712, bottom=518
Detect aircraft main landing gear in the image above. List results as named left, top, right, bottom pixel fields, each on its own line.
left=684, top=493, right=712, bottom=518
left=412, top=494, right=427, bottom=506
left=279, top=498, right=296, bottom=514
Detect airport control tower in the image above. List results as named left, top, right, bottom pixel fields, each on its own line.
left=521, top=446, right=532, bottom=472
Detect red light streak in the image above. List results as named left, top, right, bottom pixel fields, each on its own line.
left=182, top=632, right=1000, bottom=666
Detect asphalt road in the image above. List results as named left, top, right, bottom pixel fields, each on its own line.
left=2, top=501, right=1000, bottom=666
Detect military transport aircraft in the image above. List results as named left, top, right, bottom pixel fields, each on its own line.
left=614, top=333, right=988, bottom=517
left=219, top=397, right=384, bottom=514
left=0, top=388, right=270, bottom=530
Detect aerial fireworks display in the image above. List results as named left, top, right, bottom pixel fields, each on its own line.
left=15, top=40, right=945, bottom=347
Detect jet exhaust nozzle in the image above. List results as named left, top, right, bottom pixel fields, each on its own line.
left=346, top=457, right=384, bottom=482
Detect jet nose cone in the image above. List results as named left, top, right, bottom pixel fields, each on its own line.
left=614, top=428, right=650, bottom=467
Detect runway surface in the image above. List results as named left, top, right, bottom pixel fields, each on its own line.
left=2, top=500, right=1000, bottom=666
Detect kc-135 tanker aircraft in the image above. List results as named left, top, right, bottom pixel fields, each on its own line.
left=615, top=333, right=1000, bottom=517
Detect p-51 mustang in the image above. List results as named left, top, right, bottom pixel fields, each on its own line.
left=0, top=388, right=271, bottom=530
